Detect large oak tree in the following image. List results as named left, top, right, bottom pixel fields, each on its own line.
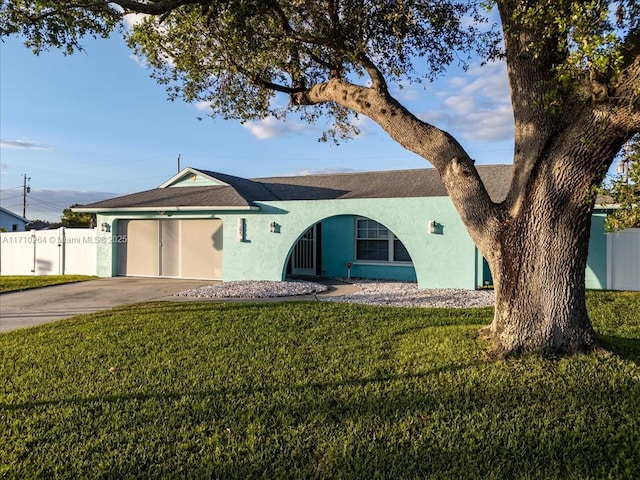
left=2, top=0, right=639, bottom=355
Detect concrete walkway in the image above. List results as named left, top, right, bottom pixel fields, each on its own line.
left=0, top=277, right=359, bottom=332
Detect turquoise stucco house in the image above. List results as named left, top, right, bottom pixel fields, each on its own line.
left=76, top=164, right=609, bottom=290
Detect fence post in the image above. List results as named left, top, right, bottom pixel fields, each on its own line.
left=31, top=230, right=37, bottom=274
left=59, top=227, right=65, bottom=275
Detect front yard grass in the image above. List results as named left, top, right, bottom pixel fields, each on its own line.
left=0, top=275, right=97, bottom=293
left=1, top=291, right=638, bottom=479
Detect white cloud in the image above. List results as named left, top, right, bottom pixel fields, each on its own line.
left=418, top=60, right=513, bottom=143
left=449, top=76, right=467, bottom=89
left=418, top=110, right=449, bottom=125
left=129, top=54, right=149, bottom=69
left=443, top=95, right=476, bottom=115
left=393, top=82, right=422, bottom=102
left=458, top=104, right=514, bottom=142
left=123, top=13, right=148, bottom=29
left=242, top=117, right=311, bottom=140
left=0, top=140, right=53, bottom=151
left=195, top=101, right=213, bottom=112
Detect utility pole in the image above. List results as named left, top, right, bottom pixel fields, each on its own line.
left=177, top=154, right=181, bottom=173
left=22, top=174, right=31, bottom=218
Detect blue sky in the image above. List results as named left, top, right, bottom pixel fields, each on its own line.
left=1, top=28, right=515, bottom=222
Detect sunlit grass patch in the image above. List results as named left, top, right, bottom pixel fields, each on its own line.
left=0, top=275, right=97, bottom=293
left=1, top=293, right=638, bottom=479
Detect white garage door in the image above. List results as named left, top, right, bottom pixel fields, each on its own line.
left=118, top=219, right=223, bottom=280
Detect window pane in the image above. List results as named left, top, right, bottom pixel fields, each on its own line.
left=357, top=240, right=388, bottom=261
left=393, top=239, right=411, bottom=262
left=357, top=219, right=389, bottom=239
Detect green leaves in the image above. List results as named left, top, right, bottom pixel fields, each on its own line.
left=505, top=1, right=636, bottom=108
left=0, top=1, right=120, bottom=54
left=601, top=136, right=640, bottom=231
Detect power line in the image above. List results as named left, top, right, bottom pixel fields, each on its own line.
left=0, top=194, right=23, bottom=200
left=24, top=197, right=64, bottom=213
left=26, top=194, right=68, bottom=209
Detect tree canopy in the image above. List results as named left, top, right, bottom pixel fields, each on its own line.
left=61, top=204, right=95, bottom=228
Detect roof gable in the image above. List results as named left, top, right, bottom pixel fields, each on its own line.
left=159, top=167, right=230, bottom=188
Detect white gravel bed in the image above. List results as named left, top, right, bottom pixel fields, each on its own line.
left=175, top=278, right=494, bottom=308
left=175, top=280, right=329, bottom=298
left=322, top=280, right=495, bottom=308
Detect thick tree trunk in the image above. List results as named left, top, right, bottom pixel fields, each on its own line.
left=479, top=162, right=601, bottom=356
left=481, top=223, right=597, bottom=355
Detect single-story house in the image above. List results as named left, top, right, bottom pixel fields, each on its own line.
left=0, top=206, right=29, bottom=232
left=75, top=164, right=611, bottom=290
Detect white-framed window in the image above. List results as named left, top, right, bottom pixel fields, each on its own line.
left=355, top=218, right=411, bottom=263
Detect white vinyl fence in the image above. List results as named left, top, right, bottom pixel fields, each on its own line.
left=607, top=228, right=640, bottom=291
left=0, top=228, right=97, bottom=276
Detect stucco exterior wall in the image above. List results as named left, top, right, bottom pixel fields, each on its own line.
left=93, top=198, right=611, bottom=291
left=215, top=196, right=478, bottom=289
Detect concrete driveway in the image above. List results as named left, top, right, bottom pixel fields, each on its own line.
left=0, top=277, right=214, bottom=333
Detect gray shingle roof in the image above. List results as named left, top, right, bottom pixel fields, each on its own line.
left=80, top=164, right=512, bottom=210
left=80, top=184, right=253, bottom=209
left=255, top=164, right=512, bottom=201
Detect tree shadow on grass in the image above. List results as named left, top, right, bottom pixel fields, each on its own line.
left=597, top=334, right=640, bottom=364
left=3, top=363, right=638, bottom=479
left=0, top=361, right=473, bottom=412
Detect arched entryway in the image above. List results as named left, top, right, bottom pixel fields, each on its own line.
left=285, top=215, right=416, bottom=282
left=287, top=223, right=321, bottom=276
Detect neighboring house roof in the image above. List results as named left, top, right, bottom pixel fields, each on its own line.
left=25, top=220, right=56, bottom=230
left=77, top=164, right=513, bottom=211
left=0, top=206, right=29, bottom=223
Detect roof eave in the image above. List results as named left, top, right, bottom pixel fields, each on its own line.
left=72, top=205, right=260, bottom=213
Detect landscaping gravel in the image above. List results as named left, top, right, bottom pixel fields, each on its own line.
left=175, top=279, right=494, bottom=308
left=174, top=280, right=329, bottom=298
left=322, top=280, right=494, bottom=308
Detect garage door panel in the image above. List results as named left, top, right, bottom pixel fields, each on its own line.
left=118, top=220, right=159, bottom=276
left=161, top=219, right=180, bottom=278
left=180, top=219, right=223, bottom=280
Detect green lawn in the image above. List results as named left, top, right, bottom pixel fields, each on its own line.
left=0, top=275, right=97, bottom=293
left=1, top=291, right=638, bottom=479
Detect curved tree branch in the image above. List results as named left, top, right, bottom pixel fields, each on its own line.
left=292, top=78, right=502, bottom=237
left=113, top=0, right=195, bottom=15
